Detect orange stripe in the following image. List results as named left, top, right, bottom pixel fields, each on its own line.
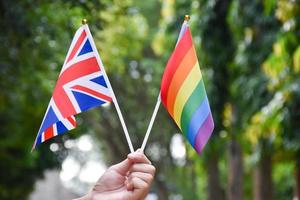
left=44, top=126, right=54, bottom=141
left=166, top=46, right=197, bottom=116
left=160, top=28, right=193, bottom=106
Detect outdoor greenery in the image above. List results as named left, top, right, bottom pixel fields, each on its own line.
left=0, top=0, right=300, bottom=199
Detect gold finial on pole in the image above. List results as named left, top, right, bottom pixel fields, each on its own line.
left=184, top=15, right=190, bottom=21
left=82, top=19, right=88, bottom=25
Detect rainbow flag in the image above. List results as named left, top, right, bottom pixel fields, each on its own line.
left=160, top=20, right=214, bottom=154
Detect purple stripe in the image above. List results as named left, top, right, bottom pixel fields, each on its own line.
left=194, top=112, right=214, bottom=154
left=187, top=96, right=210, bottom=147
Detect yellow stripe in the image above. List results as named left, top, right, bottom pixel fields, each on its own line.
left=173, top=63, right=202, bottom=127
left=166, top=47, right=197, bottom=116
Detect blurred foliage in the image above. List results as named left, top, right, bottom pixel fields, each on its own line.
left=0, top=1, right=87, bottom=199
left=1, top=0, right=300, bottom=200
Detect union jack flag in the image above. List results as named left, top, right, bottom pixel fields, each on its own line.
left=33, top=25, right=113, bottom=149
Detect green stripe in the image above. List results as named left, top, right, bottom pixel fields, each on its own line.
left=180, top=79, right=206, bottom=136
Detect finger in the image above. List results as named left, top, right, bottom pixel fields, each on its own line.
left=129, top=163, right=156, bottom=175
left=126, top=177, right=150, bottom=200
left=127, top=151, right=151, bottom=164
left=128, top=172, right=154, bottom=184
left=130, top=177, right=148, bottom=189
left=136, top=148, right=143, bottom=153
left=109, top=158, right=132, bottom=176
left=126, top=180, right=133, bottom=191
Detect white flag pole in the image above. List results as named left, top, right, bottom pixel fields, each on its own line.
left=83, top=19, right=134, bottom=153
left=141, top=94, right=161, bottom=152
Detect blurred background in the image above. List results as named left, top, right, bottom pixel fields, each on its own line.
left=1, top=0, right=300, bottom=199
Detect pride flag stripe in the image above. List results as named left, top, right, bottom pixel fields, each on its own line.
left=181, top=79, right=206, bottom=135
left=160, top=21, right=214, bottom=154
left=187, top=96, right=211, bottom=146
left=194, top=113, right=214, bottom=154
left=166, top=47, right=198, bottom=116
left=161, top=29, right=193, bottom=105
left=173, top=64, right=202, bottom=125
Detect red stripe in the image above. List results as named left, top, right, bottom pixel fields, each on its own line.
left=67, top=116, right=77, bottom=127
left=58, top=57, right=99, bottom=85
left=160, top=28, right=193, bottom=107
left=72, top=85, right=113, bottom=102
left=166, top=47, right=197, bottom=115
left=44, top=126, right=54, bottom=141
left=66, top=30, right=87, bottom=64
left=53, top=57, right=100, bottom=117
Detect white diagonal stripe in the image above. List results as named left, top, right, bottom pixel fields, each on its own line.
left=60, top=117, right=76, bottom=130
left=53, top=123, right=58, bottom=136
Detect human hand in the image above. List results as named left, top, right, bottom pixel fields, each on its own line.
left=74, top=150, right=155, bottom=200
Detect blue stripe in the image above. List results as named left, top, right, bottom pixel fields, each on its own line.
left=72, top=91, right=106, bottom=112
left=78, top=39, right=93, bottom=56
left=90, top=75, right=108, bottom=88
left=39, top=106, right=59, bottom=135
left=187, top=96, right=211, bottom=147
left=36, top=133, right=42, bottom=146
left=56, top=121, right=69, bottom=135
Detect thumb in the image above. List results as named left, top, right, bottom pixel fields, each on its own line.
left=110, top=158, right=132, bottom=176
